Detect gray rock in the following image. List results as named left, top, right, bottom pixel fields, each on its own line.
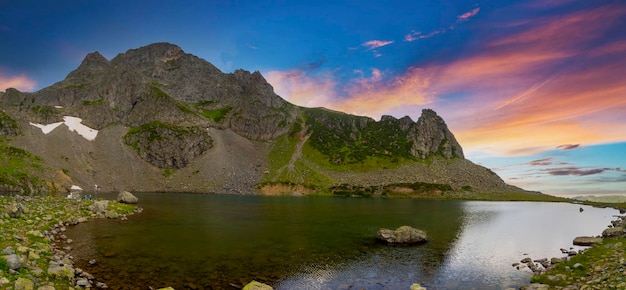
left=14, top=278, right=34, bottom=290
left=3, top=254, right=21, bottom=270
left=105, top=210, right=119, bottom=219
left=573, top=236, right=603, bottom=246
left=1, top=247, right=15, bottom=255
left=47, top=261, right=75, bottom=280
left=573, top=263, right=584, bottom=270
left=602, top=226, right=624, bottom=238
left=91, top=200, right=109, bottom=213
left=116, top=191, right=138, bottom=204
left=550, top=257, right=564, bottom=264
left=76, top=278, right=89, bottom=287
left=377, top=225, right=427, bottom=244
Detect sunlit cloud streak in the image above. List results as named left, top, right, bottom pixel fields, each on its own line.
left=362, top=40, right=393, bottom=50
left=405, top=7, right=479, bottom=42
left=0, top=71, right=37, bottom=92
left=457, top=7, right=480, bottom=22
left=556, top=144, right=580, bottom=150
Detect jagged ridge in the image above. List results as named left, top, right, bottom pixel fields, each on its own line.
left=0, top=42, right=530, bottom=196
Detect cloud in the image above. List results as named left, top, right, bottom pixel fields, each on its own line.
left=528, top=158, right=555, bottom=166
left=0, top=71, right=37, bottom=92
left=458, top=7, right=480, bottom=22
left=556, top=144, right=580, bottom=150
left=264, top=69, right=338, bottom=108
left=265, top=66, right=433, bottom=119
left=429, top=3, right=626, bottom=156
left=404, top=29, right=445, bottom=42
left=332, top=67, right=432, bottom=117
left=267, top=2, right=626, bottom=159
left=405, top=7, right=479, bottom=42
left=544, top=167, right=611, bottom=176
left=362, top=40, right=394, bottom=50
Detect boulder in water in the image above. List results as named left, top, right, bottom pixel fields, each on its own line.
left=117, top=191, right=138, bottom=204
left=573, top=236, right=603, bottom=246
left=377, top=225, right=427, bottom=244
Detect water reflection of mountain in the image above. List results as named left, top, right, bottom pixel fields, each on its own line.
left=66, top=195, right=615, bottom=289
left=66, top=194, right=467, bottom=289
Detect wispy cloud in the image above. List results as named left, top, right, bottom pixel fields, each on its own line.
left=405, top=7, right=479, bottom=42
left=528, top=158, right=556, bottom=166
left=0, top=70, right=37, bottom=92
left=557, top=144, right=580, bottom=150
left=544, top=167, right=611, bottom=176
left=405, top=29, right=445, bottom=41
left=458, top=7, right=480, bottom=22
left=362, top=40, right=394, bottom=50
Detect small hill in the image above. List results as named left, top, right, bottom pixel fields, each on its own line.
left=0, top=43, right=538, bottom=197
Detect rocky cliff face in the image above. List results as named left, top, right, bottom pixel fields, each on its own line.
left=0, top=43, right=529, bottom=196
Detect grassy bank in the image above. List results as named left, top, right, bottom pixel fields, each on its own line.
left=529, top=237, right=626, bottom=289
left=0, top=195, right=137, bottom=289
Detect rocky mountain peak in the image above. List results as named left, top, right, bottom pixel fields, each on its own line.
left=111, top=42, right=185, bottom=66
left=410, top=109, right=464, bottom=159
left=65, top=51, right=111, bottom=80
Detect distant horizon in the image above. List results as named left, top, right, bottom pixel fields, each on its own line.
left=1, top=0, right=624, bottom=196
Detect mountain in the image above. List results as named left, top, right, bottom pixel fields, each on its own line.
left=0, top=43, right=535, bottom=197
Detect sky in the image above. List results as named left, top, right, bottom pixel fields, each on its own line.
left=1, top=0, right=625, bottom=196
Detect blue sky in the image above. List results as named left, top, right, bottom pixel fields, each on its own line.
left=1, top=0, right=625, bottom=196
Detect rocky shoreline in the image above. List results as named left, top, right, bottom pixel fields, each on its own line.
left=0, top=194, right=139, bottom=289
left=521, top=214, right=626, bottom=289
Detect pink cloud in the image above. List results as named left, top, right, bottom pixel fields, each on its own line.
left=266, top=2, right=626, bottom=158
left=264, top=69, right=338, bottom=108
left=0, top=71, right=37, bottom=92
left=362, top=40, right=394, bottom=50
left=405, top=29, right=444, bottom=42
left=405, top=7, right=478, bottom=42
left=458, top=7, right=480, bottom=22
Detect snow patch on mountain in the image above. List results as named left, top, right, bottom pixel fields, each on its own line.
left=30, top=116, right=98, bottom=141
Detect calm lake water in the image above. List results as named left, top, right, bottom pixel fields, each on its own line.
left=65, top=193, right=619, bottom=290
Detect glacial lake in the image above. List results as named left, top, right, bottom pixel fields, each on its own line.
left=65, top=193, right=619, bottom=289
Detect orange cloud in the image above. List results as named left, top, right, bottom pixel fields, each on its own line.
left=264, top=2, right=626, bottom=158
left=265, top=67, right=433, bottom=118
left=0, top=72, right=37, bottom=92
left=264, top=69, right=338, bottom=108
left=333, top=67, right=432, bottom=117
